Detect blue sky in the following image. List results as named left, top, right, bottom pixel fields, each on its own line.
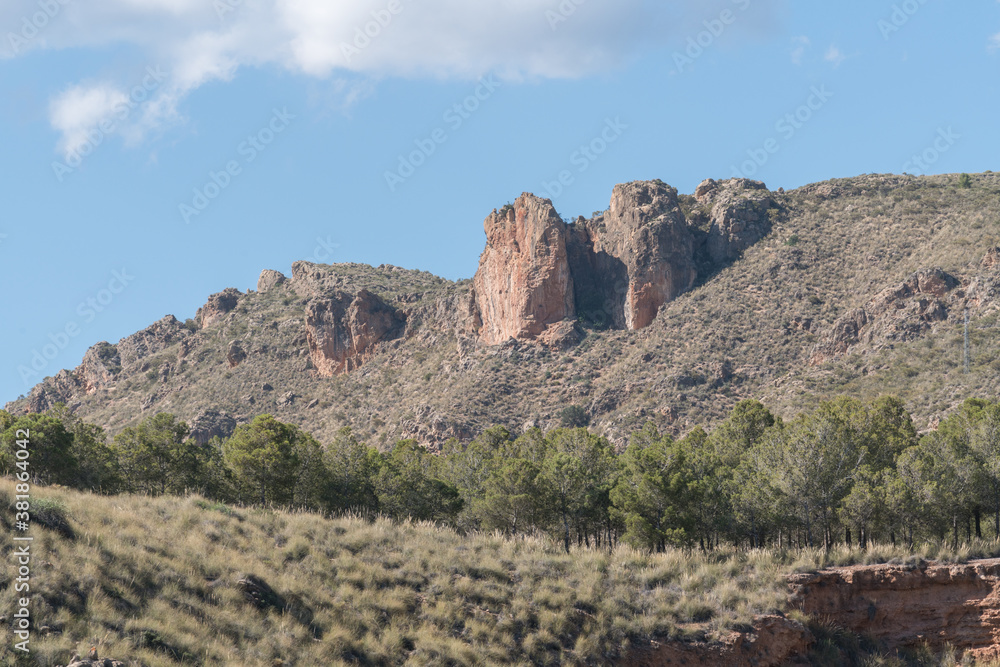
left=0, top=0, right=998, bottom=404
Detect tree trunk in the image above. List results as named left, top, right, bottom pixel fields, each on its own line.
left=975, top=506, right=982, bottom=539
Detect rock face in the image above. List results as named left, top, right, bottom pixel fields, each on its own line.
left=473, top=180, right=775, bottom=340
left=305, top=289, right=406, bottom=376
left=473, top=194, right=575, bottom=345
left=188, top=410, right=238, bottom=444
left=814, top=268, right=959, bottom=362
left=789, top=558, right=1000, bottom=660
left=701, top=178, right=776, bottom=264
left=623, top=614, right=813, bottom=667
left=79, top=342, right=121, bottom=393
left=572, top=181, right=698, bottom=330
left=257, top=269, right=287, bottom=293
left=196, top=288, right=242, bottom=329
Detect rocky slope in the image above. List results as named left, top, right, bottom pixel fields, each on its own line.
left=7, top=172, right=1000, bottom=447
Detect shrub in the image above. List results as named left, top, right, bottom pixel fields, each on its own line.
left=28, top=497, right=74, bottom=538
left=558, top=405, right=590, bottom=428
left=958, top=173, right=972, bottom=189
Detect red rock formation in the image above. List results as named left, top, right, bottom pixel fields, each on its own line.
left=789, top=558, right=1000, bottom=660
left=623, top=615, right=813, bottom=667
left=473, top=194, right=575, bottom=345
left=305, top=289, right=405, bottom=376
left=196, top=288, right=242, bottom=329
left=579, top=181, right=698, bottom=330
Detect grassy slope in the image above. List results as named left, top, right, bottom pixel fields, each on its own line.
left=8, top=172, right=1000, bottom=445
left=7, top=482, right=1000, bottom=666
left=0, top=479, right=797, bottom=666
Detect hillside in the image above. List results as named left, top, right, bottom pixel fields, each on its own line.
left=7, top=172, right=1000, bottom=447
left=0, top=479, right=795, bottom=666
left=10, top=479, right=1000, bottom=666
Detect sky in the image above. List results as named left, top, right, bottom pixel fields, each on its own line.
left=0, top=0, right=998, bottom=405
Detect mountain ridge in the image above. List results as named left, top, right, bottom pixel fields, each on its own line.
left=7, top=171, right=1000, bottom=448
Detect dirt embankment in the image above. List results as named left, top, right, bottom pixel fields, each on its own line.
left=625, top=558, right=1000, bottom=666
left=789, top=558, right=1000, bottom=660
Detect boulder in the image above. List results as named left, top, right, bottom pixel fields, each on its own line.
left=473, top=193, right=575, bottom=345
left=257, top=269, right=287, bottom=293
left=227, top=340, right=247, bottom=368
left=305, top=289, right=406, bottom=376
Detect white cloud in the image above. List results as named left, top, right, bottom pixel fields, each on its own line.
left=824, top=44, right=846, bottom=68
left=1, top=0, right=784, bottom=153
left=990, top=31, right=1000, bottom=52
left=790, top=36, right=810, bottom=65
left=49, top=84, right=130, bottom=159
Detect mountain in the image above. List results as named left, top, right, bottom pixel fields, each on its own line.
left=7, top=171, right=1000, bottom=447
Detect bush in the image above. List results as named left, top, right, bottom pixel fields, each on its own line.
left=958, top=173, right=972, bottom=189
left=558, top=405, right=590, bottom=428
left=27, top=497, right=74, bottom=538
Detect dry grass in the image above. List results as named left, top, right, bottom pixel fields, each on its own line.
left=5, top=479, right=1000, bottom=665
left=0, top=479, right=791, bottom=666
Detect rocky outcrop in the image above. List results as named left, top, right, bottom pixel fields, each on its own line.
left=474, top=180, right=776, bottom=338
left=257, top=269, right=286, bottom=293
left=188, top=410, right=238, bottom=444
left=118, top=315, right=190, bottom=369
left=473, top=194, right=575, bottom=345
left=305, top=289, right=406, bottom=376
left=196, top=288, right=242, bottom=329
left=227, top=340, right=247, bottom=368
left=79, top=342, right=121, bottom=393
left=623, top=614, right=813, bottom=667
left=698, top=178, right=776, bottom=264
left=572, top=181, right=698, bottom=330
left=813, top=268, right=959, bottom=362
left=789, top=558, right=1000, bottom=659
